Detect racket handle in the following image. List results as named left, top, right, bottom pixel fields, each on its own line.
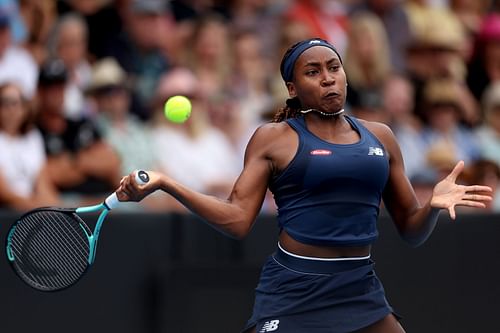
left=105, top=170, right=150, bottom=210
left=135, top=170, right=150, bottom=185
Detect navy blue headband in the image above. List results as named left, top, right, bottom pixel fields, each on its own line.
left=280, top=38, right=342, bottom=83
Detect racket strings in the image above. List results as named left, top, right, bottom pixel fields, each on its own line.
left=9, top=210, right=90, bottom=290
left=23, top=213, right=85, bottom=286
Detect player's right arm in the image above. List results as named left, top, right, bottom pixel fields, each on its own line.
left=117, top=123, right=284, bottom=239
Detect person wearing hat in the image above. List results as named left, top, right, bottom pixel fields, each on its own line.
left=87, top=58, right=157, bottom=197
left=35, top=58, right=121, bottom=205
left=116, top=38, right=492, bottom=332
left=421, top=78, right=481, bottom=178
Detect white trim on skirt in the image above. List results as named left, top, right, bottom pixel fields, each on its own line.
left=277, top=242, right=371, bottom=261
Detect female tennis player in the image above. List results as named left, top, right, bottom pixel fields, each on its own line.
left=117, top=38, right=492, bottom=332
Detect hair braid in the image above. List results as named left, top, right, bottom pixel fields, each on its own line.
left=272, top=97, right=302, bottom=122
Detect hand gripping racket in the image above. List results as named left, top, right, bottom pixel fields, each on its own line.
left=5, top=170, right=150, bottom=291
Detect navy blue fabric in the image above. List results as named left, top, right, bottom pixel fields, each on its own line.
left=269, top=115, right=389, bottom=247
left=243, top=246, right=394, bottom=332
left=280, top=38, right=342, bottom=82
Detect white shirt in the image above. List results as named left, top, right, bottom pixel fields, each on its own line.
left=0, top=129, right=46, bottom=198
left=152, top=126, right=240, bottom=193
left=0, top=46, right=38, bottom=99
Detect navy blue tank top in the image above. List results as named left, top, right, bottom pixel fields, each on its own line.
left=269, top=115, right=390, bottom=247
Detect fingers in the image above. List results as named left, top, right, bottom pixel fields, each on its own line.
left=448, top=206, right=456, bottom=220
left=458, top=200, right=487, bottom=208
left=465, top=185, right=493, bottom=193
left=446, top=160, right=465, bottom=183
left=462, top=193, right=493, bottom=202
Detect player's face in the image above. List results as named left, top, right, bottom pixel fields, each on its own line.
left=287, top=46, right=347, bottom=114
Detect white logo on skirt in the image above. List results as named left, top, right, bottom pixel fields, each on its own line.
left=260, top=320, right=280, bottom=332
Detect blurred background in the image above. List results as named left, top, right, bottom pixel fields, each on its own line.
left=0, top=0, right=500, bottom=332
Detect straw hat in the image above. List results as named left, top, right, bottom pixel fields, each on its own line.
left=87, top=58, right=127, bottom=94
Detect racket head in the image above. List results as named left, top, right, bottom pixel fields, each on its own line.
left=6, top=207, right=92, bottom=292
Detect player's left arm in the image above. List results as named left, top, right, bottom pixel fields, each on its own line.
left=365, top=121, right=492, bottom=247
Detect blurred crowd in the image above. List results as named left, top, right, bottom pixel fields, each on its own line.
left=0, top=0, right=499, bottom=213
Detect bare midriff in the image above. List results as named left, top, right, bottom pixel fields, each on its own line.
left=279, top=230, right=371, bottom=258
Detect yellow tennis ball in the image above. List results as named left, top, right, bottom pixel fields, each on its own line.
left=164, top=95, right=192, bottom=123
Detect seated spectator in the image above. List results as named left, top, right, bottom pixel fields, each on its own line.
left=46, top=13, right=92, bottom=119
left=467, top=14, right=500, bottom=102
left=0, top=82, right=59, bottom=210
left=383, top=74, right=426, bottom=180
left=420, top=78, right=481, bottom=178
left=0, top=7, right=38, bottom=99
left=35, top=59, right=121, bottom=205
left=151, top=67, right=240, bottom=208
left=87, top=57, right=161, bottom=210
left=344, top=12, right=392, bottom=124
left=103, top=0, right=172, bottom=120
left=476, top=82, right=500, bottom=167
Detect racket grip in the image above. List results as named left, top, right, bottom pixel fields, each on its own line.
left=105, top=193, right=120, bottom=210
left=105, top=171, right=150, bottom=210
left=135, top=170, right=150, bottom=185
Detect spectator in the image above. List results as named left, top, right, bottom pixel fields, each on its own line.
left=344, top=12, right=392, bottom=123
left=405, top=8, right=479, bottom=124
left=283, top=0, right=350, bottom=56
left=56, top=0, right=124, bottom=61
left=476, top=81, right=500, bottom=167
left=227, top=0, right=286, bottom=60
left=0, top=82, right=59, bottom=210
left=421, top=78, right=481, bottom=177
left=35, top=58, right=121, bottom=205
left=18, top=0, right=56, bottom=65
left=467, top=13, right=500, bottom=102
left=103, top=0, right=172, bottom=120
left=405, top=0, right=467, bottom=81
left=227, top=30, right=274, bottom=131
left=47, top=13, right=92, bottom=119
left=0, top=7, right=38, bottom=99
left=383, top=74, right=426, bottom=180
left=351, top=0, right=411, bottom=73
left=87, top=58, right=157, bottom=179
left=183, top=13, right=232, bottom=102
left=152, top=67, right=240, bottom=203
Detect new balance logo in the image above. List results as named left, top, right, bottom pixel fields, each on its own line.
left=260, top=320, right=280, bottom=332
left=368, top=147, right=384, bottom=156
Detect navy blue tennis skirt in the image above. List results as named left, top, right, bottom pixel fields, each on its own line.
left=243, top=245, right=397, bottom=333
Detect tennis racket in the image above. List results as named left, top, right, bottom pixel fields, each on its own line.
left=5, top=170, right=150, bottom=292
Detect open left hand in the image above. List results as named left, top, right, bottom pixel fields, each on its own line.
left=431, top=161, right=493, bottom=219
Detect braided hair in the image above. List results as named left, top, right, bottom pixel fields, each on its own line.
left=272, top=97, right=301, bottom=122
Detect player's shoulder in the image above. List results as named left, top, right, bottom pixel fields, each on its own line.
left=250, top=121, right=292, bottom=141
left=245, top=121, right=294, bottom=155
left=355, top=117, right=396, bottom=140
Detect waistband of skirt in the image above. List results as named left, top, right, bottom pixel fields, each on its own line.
left=273, top=242, right=372, bottom=275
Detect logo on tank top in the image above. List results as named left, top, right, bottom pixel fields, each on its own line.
left=310, top=149, right=332, bottom=156
left=368, top=147, right=384, bottom=156
left=260, top=320, right=280, bottom=332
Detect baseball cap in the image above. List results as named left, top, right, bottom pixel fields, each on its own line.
left=38, top=59, right=68, bottom=86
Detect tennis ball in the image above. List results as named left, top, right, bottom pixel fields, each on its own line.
left=164, top=95, right=192, bottom=123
